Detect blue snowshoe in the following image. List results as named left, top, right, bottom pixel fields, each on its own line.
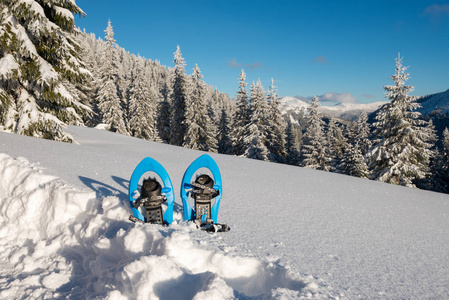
left=128, top=157, right=174, bottom=225
left=181, top=154, right=230, bottom=232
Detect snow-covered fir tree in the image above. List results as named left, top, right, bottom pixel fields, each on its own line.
left=285, top=118, right=302, bottom=166
left=350, top=111, right=372, bottom=155
left=300, top=96, right=330, bottom=170
left=104, top=19, right=116, bottom=45
left=74, top=29, right=171, bottom=137
left=207, top=88, right=221, bottom=125
left=183, top=64, right=217, bottom=152
left=95, top=20, right=127, bottom=134
left=434, top=127, right=449, bottom=192
left=367, top=55, right=436, bottom=187
left=337, top=142, right=369, bottom=178
left=217, top=106, right=232, bottom=154
left=72, top=32, right=97, bottom=126
left=327, top=118, right=348, bottom=171
left=205, top=87, right=220, bottom=142
left=243, top=80, right=268, bottom=161
left=0, top=0, right=90, bottom=142
left=116, top=48, right=133, bottom=111
left=169, top=45, right=188, bottom=146
left=157, top=79, right=172, bottom=143
left=265, top=78, right=287, bottom=163
left=127, top=59, right=160, bottom=141
left=442, top=128, right=449, bottom=171
left=230, top=69, right=250, bottom=155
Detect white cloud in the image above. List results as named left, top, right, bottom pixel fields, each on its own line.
left=295, top=92, right=356, bottom=105
left=319, top=92, right=356, bottom=104
left=313, top=55, right=328, bottom=65
left=246, top=61, right=264, bottom=70
left=424, top=4, right=449, bottom=18
left=227, top=58, right=241, bottom=68
left=227, top=58, right=265, bottom=70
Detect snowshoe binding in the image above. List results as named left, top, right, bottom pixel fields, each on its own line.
left=132, top=178, right=166, bottom=224
left=128, top=157, right=174, bottom=225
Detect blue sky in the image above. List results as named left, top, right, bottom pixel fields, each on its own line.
left=75, top=0, right=449, bottom=105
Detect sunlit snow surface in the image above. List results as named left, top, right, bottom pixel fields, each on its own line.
left=1, top=126, right=449, bottom=299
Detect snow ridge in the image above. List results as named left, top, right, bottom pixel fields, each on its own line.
left=0, top=153, right=331, bottom=299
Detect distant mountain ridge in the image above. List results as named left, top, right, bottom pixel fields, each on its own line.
left=417, top=89, right=449, bottom=115
left=280, top=89, right=449, bottom=122
left=279, top=96, right=387, bottom=121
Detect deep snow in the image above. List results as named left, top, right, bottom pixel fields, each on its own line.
left=1, top=126, right=449, bottom=299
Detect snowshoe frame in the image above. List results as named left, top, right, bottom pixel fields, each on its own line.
left=181, top=154, right=222, bottom=224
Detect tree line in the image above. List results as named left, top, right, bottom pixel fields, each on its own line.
left=76, top=24, right=449, bottom=193
left=0, top=2, right=447, bottom=193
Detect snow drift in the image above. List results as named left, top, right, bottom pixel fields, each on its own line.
left=0, top=153, right=328, bottom=299
left=1, top=126, right=449, bottom=299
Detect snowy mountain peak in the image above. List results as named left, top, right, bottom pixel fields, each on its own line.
left=279, top=96, right=310, bottom=115
left=280, top=96, right=387, bottom=121
left=318, top=101, right=387, bottom=121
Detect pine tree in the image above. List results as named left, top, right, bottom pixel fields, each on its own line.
left=104, top=19, right=116, bottom=45
left=0, top=0, right=89, bottom=141
left=127, top=60, right=160, bottom=141
left=72, top=32, right=97, bottom=126
left=285, top=118, right=302, bottom=165
left=243, top=80, right=268, bottom=160
left=169, top=45, right=189, bottom=146
left=207, top=88, right=221, bottom=125
left=438, top=128, right=449, bottom=192
left=230, top=69, right=250, bottom=155
left=420, top=125, right=447, bottom=193
left=351, top=111, right=372, bottom=155
left=266, top=78, right=287, bottom=163
left=367, top=55, right=436, bottom=187
left=337, top=142, right=369, bottom=178
left=205, top=87, right=220, bottom=143
left=73, top=28, right=173, bottom=135
left=300, top=96, right=330, bottom=170
left=157, top=79, right=172, bottom=143
left=443, top=128, right=449, bottom=170
left=183, top=64, right=217, bottom=152
left=116, top=48, right=133, bottom=112
left=218, top=107, right=232, bottom=154
left=327, top=118, right=348, bottom=171
left=95, top=20, right=127, bottom=134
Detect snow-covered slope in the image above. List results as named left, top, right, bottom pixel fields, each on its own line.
left=1, top=126, right=449, bottom=299
left=418, top=89, right=449, bottom=115
left=318, top=101, right=387, bottom=121
left=279, top=96, right=386, bottom=121
left=279, top=96, right=310, bottom=115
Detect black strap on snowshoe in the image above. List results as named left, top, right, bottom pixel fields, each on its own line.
left=199, top=222, right=231, bottom=233
left=131, top=177, right=167, bottom=225
left=191, top=182, right=220, bottom=198
left=132, top=195, right=166, bottom=208
left=129, top=215, right=145, bottom=224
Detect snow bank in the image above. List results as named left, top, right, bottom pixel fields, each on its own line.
left=0, top=153, right=327, bottom=299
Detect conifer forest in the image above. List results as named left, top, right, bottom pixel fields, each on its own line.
left=0, top=1, right=448, bottom=193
